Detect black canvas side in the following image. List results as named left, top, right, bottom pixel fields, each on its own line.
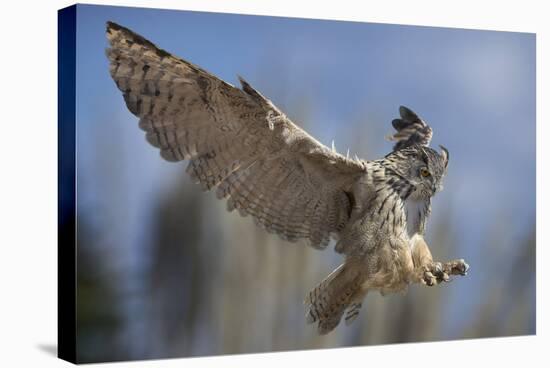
left=58, top=4, right=77, bottom=364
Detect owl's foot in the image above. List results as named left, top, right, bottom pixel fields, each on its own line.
left=421, top=262, right=444, bottom=286
left=442, top=259, right=469, bottom=276
left=421, top=259, right=469, bottom=286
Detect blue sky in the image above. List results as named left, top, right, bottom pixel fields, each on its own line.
left=74, top=4, right=535, bottom=349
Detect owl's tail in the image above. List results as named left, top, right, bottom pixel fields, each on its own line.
left=304, top=261, right=364, bottom=334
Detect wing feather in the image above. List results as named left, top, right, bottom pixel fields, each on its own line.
left=106, top=21, right=366, bottom=249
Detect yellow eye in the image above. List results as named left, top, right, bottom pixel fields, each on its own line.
left=420, top=168, right=431, bottom=177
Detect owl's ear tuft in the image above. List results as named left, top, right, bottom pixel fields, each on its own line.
left=439, top=145, right=449, bottom=168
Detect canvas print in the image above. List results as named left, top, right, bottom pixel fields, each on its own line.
left=58, top=4, right=536, bottom=364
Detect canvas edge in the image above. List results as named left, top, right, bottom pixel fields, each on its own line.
left=58, top=4, right=77, bottom=364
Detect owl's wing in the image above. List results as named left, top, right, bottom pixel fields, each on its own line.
left=387, top=106, right=433, bottom=151
left=106, top=22, right=366, bottom=249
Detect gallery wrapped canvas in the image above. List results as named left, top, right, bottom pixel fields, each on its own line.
left=58, top=4, right=535, bottom=364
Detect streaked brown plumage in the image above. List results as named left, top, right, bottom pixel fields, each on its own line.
left=105, top=21, right=469, bottom=335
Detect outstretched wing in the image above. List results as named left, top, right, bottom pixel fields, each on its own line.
left=387, top=105, right=433, bottom=151
left=106, top=21, right=366, bottom=249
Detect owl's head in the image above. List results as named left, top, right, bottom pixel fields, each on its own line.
left=386, top=145, right=449, bottom=200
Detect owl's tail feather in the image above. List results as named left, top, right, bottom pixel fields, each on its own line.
left=305, top=262, right=363, bottom=334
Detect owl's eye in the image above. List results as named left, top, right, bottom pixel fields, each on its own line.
left=420, top=167, right=431, bottom=177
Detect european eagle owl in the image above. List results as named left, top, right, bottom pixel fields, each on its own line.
left=106, top=21, right=469, bottom=334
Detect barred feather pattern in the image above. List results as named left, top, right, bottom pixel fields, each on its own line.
left=106, top=21, right=366, bottom=249
left=304, top=262, right=364, bottom=334
left=344, top=302, right=363, bottom=325
left=388, top=105, right=433, bottom=151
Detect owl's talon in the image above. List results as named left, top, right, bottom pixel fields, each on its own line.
left=461, top=262, right=470, bottom=275
left=444, top=259, right=469, bottom=276
left=421, top=260, right=468, bottom=286
left=432, top=262, right=444, bottom=276
left=421, top=262, right=444, bottom=286
left=422, top=270, right=437, bottom=286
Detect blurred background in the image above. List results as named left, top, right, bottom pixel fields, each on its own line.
left=73, top=4, right=535, bottom=363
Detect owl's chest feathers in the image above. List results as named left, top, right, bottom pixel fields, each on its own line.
left=367, top=183, right=430, bottom=246
left=347, top=167, right=431, bottom=253
left=373, top=192, right=427, bottom=241
left=403, top=199, right=429, bottom=239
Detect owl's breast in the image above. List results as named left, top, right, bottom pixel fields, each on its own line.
left=404, top=198, right=430, bottom=239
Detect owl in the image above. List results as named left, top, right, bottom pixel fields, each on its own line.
left=106, top=21, right=469, bottom=334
